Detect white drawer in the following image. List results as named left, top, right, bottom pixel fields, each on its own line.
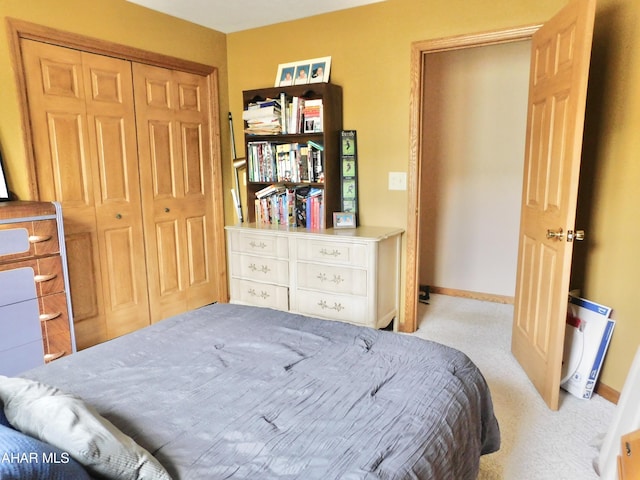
left=297, top=262, right=367, bottom=296
left=296, top=238, right=368, bottom=267
left=228, top=230, right=289, bottom=259
left=230, top=253, right=289, bottom=285
left=296, top=289, right=369, bottom=326
left=230, top=278, right=289, bottom=311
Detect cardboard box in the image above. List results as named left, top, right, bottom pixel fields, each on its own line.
left=561, top=295, right=615, bottom=399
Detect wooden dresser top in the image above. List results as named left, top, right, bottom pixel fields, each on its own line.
left=0, top=201, right=56, bottom=220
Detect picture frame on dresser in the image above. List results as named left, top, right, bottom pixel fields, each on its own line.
left=333, top=212, right=356, bottom=229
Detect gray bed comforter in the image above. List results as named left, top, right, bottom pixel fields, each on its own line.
left=22, top=303, right=500, bottom=479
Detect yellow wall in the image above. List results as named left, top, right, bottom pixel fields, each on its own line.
left=1, top=0, right=638, bottom=393
left=227, top=0, right=640, bottom=393
left=0, top=0, right=229, bottom=200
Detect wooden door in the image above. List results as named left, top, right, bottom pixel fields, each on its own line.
left=511, top=0, right=596, bottom=410
left=83, top=52, right=151, bottom=338
left=21, top=40, right=150, bottom=347
left=133, top=63, right=218, bottom=322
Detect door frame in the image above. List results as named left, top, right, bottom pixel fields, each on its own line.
left=6, top=18, right=229, bottom=301
left=401, top=24, right=541, bottom=333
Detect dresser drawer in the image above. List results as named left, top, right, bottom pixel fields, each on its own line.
left=0, top=342, right=45, bottom=376
left=228, top=230, right=289, bottom=258
left=0, top=267, right=37, bottom=305
left=0, top=219, right=59, bottom=262
left=230, top=278, right=289, bottom=310
left=230, top=252, right=289, bottom=285
left=0, top=299, right=42, bottom=352
left=0, top=256, right=65, bottom=297
left=297, top=263, right=367, bottom=296
left=296, top=289, right=369, bottom=325
left=296, top=238, right=368, bottom=267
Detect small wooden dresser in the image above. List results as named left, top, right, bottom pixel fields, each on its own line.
left=0, top=201, right=76, bottom=375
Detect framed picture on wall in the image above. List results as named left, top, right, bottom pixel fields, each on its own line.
left=0, top=150, right=9, bottom=201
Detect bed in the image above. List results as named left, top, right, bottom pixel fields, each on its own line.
left=1, top=303, right=500, bottom=479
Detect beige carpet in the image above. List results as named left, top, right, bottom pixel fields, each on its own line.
left=413, top=294, right=615, bottom=480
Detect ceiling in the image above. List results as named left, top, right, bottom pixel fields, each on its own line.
left=126, top=0, right=386, bottom=34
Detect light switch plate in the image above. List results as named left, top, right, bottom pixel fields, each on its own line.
left=388, top=172, right=407, bottom=191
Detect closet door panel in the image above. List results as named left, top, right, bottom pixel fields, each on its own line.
left=83, top=52, right=151, bottom=338
left=21, top=39, right=107, bottom=347
left=174, top=70, right=216, bottom=309
left=148, top=121, right=177, bottom=198
left=134, top=63, right=187, bottom=321
left=134, top=63, right=217, bottom=321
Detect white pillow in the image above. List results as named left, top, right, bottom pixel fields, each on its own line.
left=0, top=375, right=171, bottom=480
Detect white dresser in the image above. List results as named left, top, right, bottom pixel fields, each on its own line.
left=225, top=224, right=403, bottom=329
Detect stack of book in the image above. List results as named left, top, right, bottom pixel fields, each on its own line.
left=254, top=185, right=324, bottom=229
left=243, top=98, right=282, bottom=135
left=247, top=140, right=324, bottom=183
left=243, top=96, right=325, bottom=136
left=280, top=96, right=323, bottom=135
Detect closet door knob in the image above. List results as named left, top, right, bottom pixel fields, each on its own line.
left=115, top=213, right=122, bottom=219
left=164, top=207, right=170, bottom=213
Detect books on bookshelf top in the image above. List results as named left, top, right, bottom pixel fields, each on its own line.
left=244, top=95, right=324, bottom=135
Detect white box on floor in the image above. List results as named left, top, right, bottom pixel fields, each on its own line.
left=561, top=295, right=615, bottom=399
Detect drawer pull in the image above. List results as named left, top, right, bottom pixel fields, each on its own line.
left=319, top=248, right=341, bottom=258
left=40, top=312, right=62, bottom=322
left=249, top=241, right=267, bottom=249
left=34, top=273, right=58, bottom=283
left=28, top=235, right=53, bottom=244
left=318, top=300, right=345, bottom=312
left=249, top=263, right=271, bottom=274
left=248, top=288, right=270, bottom=299
left=44, top=352, right=65, bottom=363
left=317, top=273, right=345, bottom=284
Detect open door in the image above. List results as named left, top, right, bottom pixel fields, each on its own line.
left=511, top=0, right=596, bottom=410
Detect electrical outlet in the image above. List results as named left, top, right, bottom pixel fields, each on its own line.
left=388, top=172, right=407, bottom=191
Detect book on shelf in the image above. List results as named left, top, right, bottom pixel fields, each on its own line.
left=247, top=141, right=276, bottom=182
left=303, top=99, right=323, bottom=133
left=248, top=140, right=323, bottom=183
left=243, top=98, right=282, bottom=135
left=254, top=185, right=324, bottom=229
left=308, top=141, right=324, bottom=183
left=244, top=95, right=324, bottom=136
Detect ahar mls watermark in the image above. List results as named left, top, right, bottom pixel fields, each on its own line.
left=1, top=451, right=72, bottom=464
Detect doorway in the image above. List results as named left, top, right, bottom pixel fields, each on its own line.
left=419, top=40, right=530, bottom=301
left=402, top=25, right=541, bottom=333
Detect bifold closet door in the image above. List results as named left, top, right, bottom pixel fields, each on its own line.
left=21, top=40, right=150, bottom=348
left=132, top=63, right=218, bottom=322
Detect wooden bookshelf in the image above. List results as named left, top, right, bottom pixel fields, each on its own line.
left=242, top=83, right=343, bottom=228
